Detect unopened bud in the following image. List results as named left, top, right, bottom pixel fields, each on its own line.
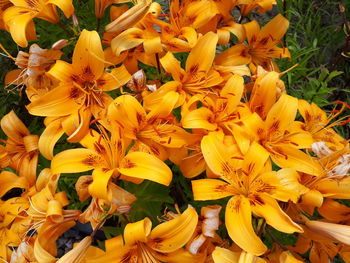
left=52, top=39, right=68, bottom=50
left=117, top=205, right=132, bottom=214
left=72, top=13, right=79, bottom=27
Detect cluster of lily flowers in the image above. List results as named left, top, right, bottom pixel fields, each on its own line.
left=0, top=0, right=350, bottom=262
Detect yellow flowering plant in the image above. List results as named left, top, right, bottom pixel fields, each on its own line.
left=0, top=0, right=349, bottom=262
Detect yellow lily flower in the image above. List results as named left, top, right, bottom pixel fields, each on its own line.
left=305, top=220, right=350, bottom=246
left=26, top=169, right=80, bottom=231
left=219, top=14, right=289, bottom=74
left=109, top=3, right=163, bottom=59
left=192, top=134, right=303, bottom=255
left=230, top=93, right=323, bottom=175
left=82, top=205, right=200, bottom=263
left=51, top=126, right=172, bottom=201
left=237, top=0, right=276, bottom=16
left=147, top=0, right=219, bottom=53
left=296, top=143, right=350, bottom=215
left=33, top=219, right=76, bottom=263
left=105, top=0, right=152, bottom=34
left=298, top=99, right=348, bottom=150
left=182, top=75, right=247, bottom=131
left=10, top=238, right=37, bottom=263
left=3, top=0, right=74, bottom=47
left=0, top=171, right=28, bottom=199
left=214, top=44, right=251, bottom=79
left=27, top=29, right=131, bottom=146
left=95, top=0, right=128, bottom=19
left=0, top=0, right=11, bottom=29
left=0, top=197, right=29, bottom=261
left=318, top=199, right=350, bottom=224
left=143, top=32, right=223, bottom=110
left=1, top=110, right=39, bottom=186
left=4, top=43, right=63, bottom=101
left=108, top=93, right=197, bottom=160
left=212, top=246, right=267, bottom=263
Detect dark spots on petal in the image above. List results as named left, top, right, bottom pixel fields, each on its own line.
left=149, top=145, right=160, bottom=156
left=273, top=146, right=288, bottom=160
left=255, top=104, right=264, bottom=116
left=189, top=64, right=199, bottom=74
left=151, top=237, right=164, bottom=243
left=82, top=154, right=101, bottom=166
left=304, top=110, right=312, bottom=122
left=71, top=74, right=79, bottom=82
left=257, top=128, right=265, bottom=137
left=269, top=120, right=280, bottom=133
left=70, top=87, right=81, bottom=99
left=221, top=161, right=233, bottom=176
left=123, top=159, right=136, bottom=169
left=232, top=198, right=242, bottom=212
left=249, top=194, right=265, bottom=206
left=240, top=48, right=250, bottom=57
left=259, top=37, right=269, bottom=46
left=96, top=78, right=106, bottom=87
left=93, top=142, right=106, bottom=154
left=136, top=112, right=145, bottom=125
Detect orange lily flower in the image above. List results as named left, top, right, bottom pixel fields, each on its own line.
left=95, top=0, right=128, bottom=19
left=295, top=142, right=350, bottom=215
left=220, top=14, right=290, bottom=74
left=182, top=75, right=247, bottom=131
left=51, top=126, right=172, bottom=201
left=230, top=93, right=323, bottom=175
left=3, top=0, right=74, bottom=47
left=0, top=110, right=39, bottom=186
left=108, top=93, right=197, bottom=160
left=105, top=0, right=153, bottom=34
left=144, top=32, right=223, bottom=110
left=298, top=99, right=348, bottom=150
left=82, top=206, right=201, bottom=263
left=192, top=133, right=303, bottom=255
left=26, top=169, right=81, bottom=233
left=0, top=0, right=11, bottom=29
left=4, top=43, right=63, bottom=101
left=212, top=246, right=267, bottom=263
left=148, top=0, right=219, bottom=53
left=237, top=0, right=276, bottom=16
left=318, top=199, right=350, bottom=224
left=27, top=29, right=131, bottom=147
left=0, top=197, right=29, bottom=261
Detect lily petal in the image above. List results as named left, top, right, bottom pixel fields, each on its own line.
left=118, top=152, right=172, bottom=186
left=225, top=195, right=267, bottom=256
left=148, top=206, right=198, bottom=253
left=192, top=179, right=235, bottom=200
left=51, top=148, right=106, bottom=174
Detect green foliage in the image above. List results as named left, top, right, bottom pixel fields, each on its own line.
left=122, top=180, right=174, bottom=222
